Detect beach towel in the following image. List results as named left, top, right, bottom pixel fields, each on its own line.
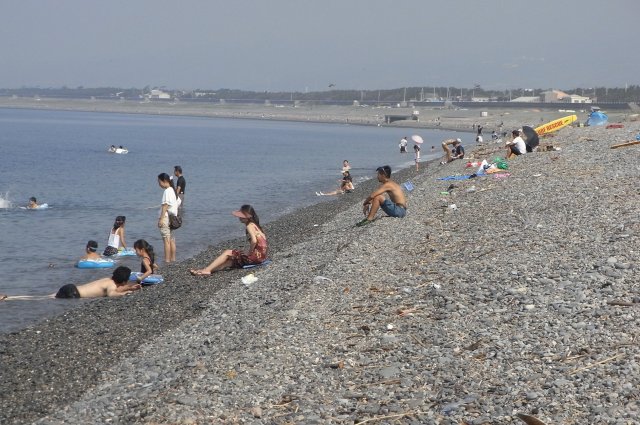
left=437, top=174, right=487, bottom=181
left=242, top=259, right=272, bottom=269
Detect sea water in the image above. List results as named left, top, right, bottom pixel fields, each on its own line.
left=0, top=107, right=460, bottom=332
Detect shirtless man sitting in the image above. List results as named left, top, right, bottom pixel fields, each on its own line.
left=0, top=266, right=140, bottom=301
left=356, top=165, right=407, bottom=227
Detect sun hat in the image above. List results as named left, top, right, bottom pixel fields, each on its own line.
left=232, top=210, right=250, bottom=219
left=455, top=138, right=461, bottom=143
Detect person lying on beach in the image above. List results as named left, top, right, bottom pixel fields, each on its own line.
left=356, top=165, right=407, bottom=227
left=316, top=170, right=354, bottom=196
left=0, top=266, right=140, bottom=301
left=440, top=138, right=464, bottom=164
left=506, top=129, right=526, bottom=159
left=80, top=240, right=102, bottom=261
left=189, top=205, right=268, bottom=276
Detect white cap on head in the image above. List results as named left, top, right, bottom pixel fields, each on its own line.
left=455, top=138, right=462, bottom=143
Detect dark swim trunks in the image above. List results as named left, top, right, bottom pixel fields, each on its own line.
left=55, top=284, right=81, bottom=299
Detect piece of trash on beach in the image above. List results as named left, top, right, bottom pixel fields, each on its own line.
left=313, top=276, right=333, bottom=284
left=386, top=324, right=395, bottom=330
left=516, top=413, right=548, bottom=425
left=430, top=283, right=442, bottom=290
left=448, top=204, right=457, bottom=210
left=492, top=173, right=511, bottom=179
left=241, top=273, right=258, bottom=285
left=313, top=224, right=319, bottom=227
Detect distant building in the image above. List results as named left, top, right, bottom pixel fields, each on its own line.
left=511, top=96, right=541, bottom=103
left=541, top=90, right=570, bottom=103
left=149, top=89, right=171, bottom=100
left=540, top=90, right=591, bottom=103
left=565, top=94, right=592, bottom=104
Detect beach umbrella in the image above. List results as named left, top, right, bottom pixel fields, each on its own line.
left=411, top=134, right=424, bottom=144
left=522, top=126, right=539, bottom=152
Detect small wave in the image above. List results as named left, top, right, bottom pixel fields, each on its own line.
left=0, top=193, right=12, bottom=209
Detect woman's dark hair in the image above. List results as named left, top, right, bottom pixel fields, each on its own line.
left=113, top=215, right=126, bottom=230
left=86, top=240, right=98, bottom=252
left=376, top=165, right=391, bottom=178
left=134, top=239, right=155, bottom=269
left=29, top=197, right=37, bottom=203
left=158, top=172, right=177, bottom=194
left=239, top=204, right=262, bottom=233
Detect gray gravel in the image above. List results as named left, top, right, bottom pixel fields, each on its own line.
left=2, top=122, right=640, bottom=424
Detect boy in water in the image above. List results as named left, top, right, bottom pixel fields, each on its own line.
left=0, top=266, right=140, bottom=301
left=27, top=197, right=39, bottom=209
left=356, top=165, right=407, bottom=227
left=80, top=240, right=102, bottom=261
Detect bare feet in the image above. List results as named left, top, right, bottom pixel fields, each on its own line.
left=189, top=269, right=211, bottom=276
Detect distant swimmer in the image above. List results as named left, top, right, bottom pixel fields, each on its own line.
left=27, top=197, right=39, bottom=209
left=0, top=266, right=140, bottom=301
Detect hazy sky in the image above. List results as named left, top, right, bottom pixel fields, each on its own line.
left=1, top=0, right=637, bottom=91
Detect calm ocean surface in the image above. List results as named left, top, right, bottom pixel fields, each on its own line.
left=0, top=108, right=461, bottom=332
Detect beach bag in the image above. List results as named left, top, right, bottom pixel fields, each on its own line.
left=494, top=157, right=509, bottom=170
left=168, top=212, right=182, bottom=230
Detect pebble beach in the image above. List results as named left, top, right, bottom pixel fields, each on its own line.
left=1, top=109, right=639, bottom=424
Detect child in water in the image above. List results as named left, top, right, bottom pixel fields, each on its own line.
left=103, top=216, right=127, bottom=256
left=189, top=205, right=268, bottom=275
left=133, top=239, right=156, bottom=284
left=80, top=240, right=102, bottom=261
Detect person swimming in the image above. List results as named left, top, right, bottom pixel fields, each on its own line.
left=27, top=197, right=39, bottom=209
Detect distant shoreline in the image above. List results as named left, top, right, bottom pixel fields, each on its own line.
left=2, top=96, right=621, bottom=134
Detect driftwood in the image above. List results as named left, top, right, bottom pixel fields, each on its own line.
left=517, top=413, right=548, bottom=425
left=610, top=140, right=640, bottom=149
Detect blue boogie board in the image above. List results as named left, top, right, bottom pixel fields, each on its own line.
left=129, top=272, right=164, bottom=285
left=76, top=258, right=116, bottom=269
left=116, top=248, right=137, bottom=257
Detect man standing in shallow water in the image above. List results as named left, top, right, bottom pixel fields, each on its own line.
left=356, top=165, right=407, bottom=227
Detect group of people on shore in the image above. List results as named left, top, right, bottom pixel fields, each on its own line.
left=5, top=148, right=421, bottom=301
